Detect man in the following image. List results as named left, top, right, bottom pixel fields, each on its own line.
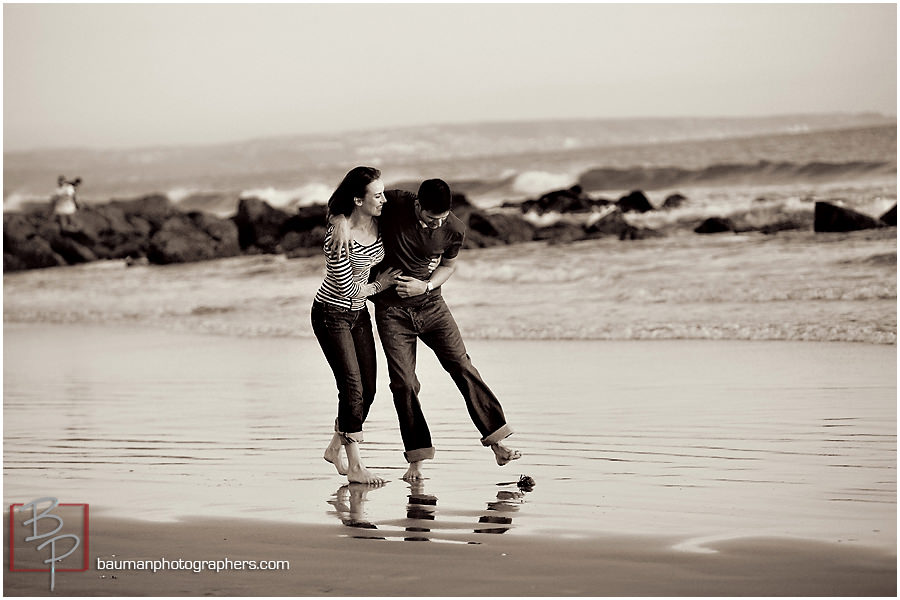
left=330, top=179, right=520, bottom=481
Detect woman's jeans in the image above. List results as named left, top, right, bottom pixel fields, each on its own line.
left=311, top=301, right=377, bottom=445
left=374, top=295, right=512, bottom=463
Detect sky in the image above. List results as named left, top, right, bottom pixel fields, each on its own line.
left=3, top=3, right=897, bottom=151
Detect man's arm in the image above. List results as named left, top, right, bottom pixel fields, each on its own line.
left=326, top=213, right=352, bottom=260
left=396, top=256, right=457, bottom=299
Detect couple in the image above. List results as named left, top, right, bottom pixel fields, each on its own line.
left=311, top=166, right=520, bottom=484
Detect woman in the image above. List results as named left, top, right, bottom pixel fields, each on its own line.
left=312, top=166, right=400, bottom=484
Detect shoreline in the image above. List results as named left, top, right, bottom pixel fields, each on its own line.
left=4, top=514, right=896, bottom=596
left=4, top=324, right=896, bottom=595
left=2, top=318, right=896, bottom=345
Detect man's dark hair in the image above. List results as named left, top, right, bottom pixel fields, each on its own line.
left=417, top=179, right=452, bottom=213
left=328, top=166, right=381, bottom=217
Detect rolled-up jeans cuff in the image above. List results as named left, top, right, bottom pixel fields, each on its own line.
left=481, top=424, right=513, bottom=446
left=404, top=447, right=435, bottom=463
left=339, top=431, right=363, bottom=445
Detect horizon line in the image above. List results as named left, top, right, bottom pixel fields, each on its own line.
left=4, top=111, right=895, bottom=156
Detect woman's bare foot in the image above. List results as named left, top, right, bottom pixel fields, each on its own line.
left=345, top=441, right=385, bottom=484
left=323, top=433, right=348, bottom=475
left=347, top=464, right=385, bottom=485
left=491, top=442, right=521, bottom=466
left=402, top=461, right=425, bottom=481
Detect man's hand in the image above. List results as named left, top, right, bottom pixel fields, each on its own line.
left=396, top=276, right=429, bottom=298
left=427, top=257, right=440, bottom=273
left=329, top=216, right=352, bottom=260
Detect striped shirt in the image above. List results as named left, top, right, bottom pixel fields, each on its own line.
left=314, top=225, right=385, bottom=310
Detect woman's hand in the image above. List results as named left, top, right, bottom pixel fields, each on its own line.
left=375, top=268, right=403, bottom=290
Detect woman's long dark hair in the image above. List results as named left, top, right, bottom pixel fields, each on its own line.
left=327, top=166, right=381, bottom=217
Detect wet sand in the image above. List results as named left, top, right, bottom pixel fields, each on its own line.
left=3, top=324, right=897, bottom=595
left=3, top=515, right=896, bottom=596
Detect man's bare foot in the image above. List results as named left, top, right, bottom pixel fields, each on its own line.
left=402, top=461, right=425, bottom=481
left=323, top=433, right=348, bottom=475
left=347, top=464, right=385, bottom=485
left=491, top=442, right=522, bottom=466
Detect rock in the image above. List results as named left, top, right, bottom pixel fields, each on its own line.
left=4, top=253, right=26, bottom=272
left=814, top=201, right=881, bottom=232
left=584, top=207, right=633, bottom=238
left=662, top=193, right=687, bottom=209
left=3, top=213, right=67, bottom=270
left=467, top=212, right=535, bottom=244
left=3, top=236, right=65, bottom=270
left=619, top=227, right=662, bottom=241
left=188, top=212, right=240, bottom=257
left=695, top=217, right=736, bottom=234
left=232, top=197, right=291, bottom=252
left=283, top=205, right=328, bottom=234
left=451, top=193, right=473, bottom=212
left=281, top=226, right=326, bottom=254
left=880, top=204, right=897, bottom=226
left=533, top=222, right=586, bottom=244
left=585, top=209, right=661, bottom=240
left=755, top=216, right=813, bottom=235
left=617, top=190, right=654, bottom=213
left=3, top=213, right=38, bottom=246
left=127, top=216, right=153, bottom=238
left=524, top=185, right=611, bottom=215
left=49, top=236, right=98, bottom=264
left=147, top=213, right=239, bottom=265
left=108, top=194, right=175, bottom=231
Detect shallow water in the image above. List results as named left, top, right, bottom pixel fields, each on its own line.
left=4, top=228, right=897, bottom=344
left=3, top=324, right=895, bottom=552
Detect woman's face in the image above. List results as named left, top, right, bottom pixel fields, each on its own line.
left=356, top=179, right=386, bottom=217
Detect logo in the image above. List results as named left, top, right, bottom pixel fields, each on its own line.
left=9, top=498, right=89, bottom=591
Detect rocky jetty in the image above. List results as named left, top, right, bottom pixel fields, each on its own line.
left=616, top=190, right=654, bottom=213
left=4, top=196, right=243, bottom=271
left=694, top=217, right=736, bottom=234
left=518, top=185, right=612, bottom=215
left=6, top=186, right=891, bottom=272
left=814, top=201, right=883, bottom=233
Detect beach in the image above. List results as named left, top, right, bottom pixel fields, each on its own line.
left=3, top=323, right=896, bottom=595
left=4, top=115, right=897, bottom=595
left=4, top=517, right=896, bottom=596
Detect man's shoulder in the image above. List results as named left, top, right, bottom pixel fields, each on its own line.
left=446, top=211, right=466, bottom=238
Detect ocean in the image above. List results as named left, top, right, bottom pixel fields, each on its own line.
left=3, top=114, right=897, bottom=344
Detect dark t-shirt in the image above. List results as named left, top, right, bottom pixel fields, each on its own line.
left=372, top=189, right=466, bottom=307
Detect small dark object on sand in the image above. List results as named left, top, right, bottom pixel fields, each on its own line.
left=517, top=475, right=535, bottom=491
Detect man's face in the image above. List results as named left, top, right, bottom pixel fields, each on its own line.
left=416, top=201, right=450, bottom=229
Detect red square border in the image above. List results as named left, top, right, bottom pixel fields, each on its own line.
left=9, top=503, right=90, bottom=572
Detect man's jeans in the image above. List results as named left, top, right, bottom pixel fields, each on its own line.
left=375, top=294, right=512, bottom=463
left=311, top=301, right=377, bottom=444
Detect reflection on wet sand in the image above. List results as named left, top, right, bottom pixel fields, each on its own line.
left=326, top=480, right=532, bottom=543
left=326, top=483, right=383, bottom=532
